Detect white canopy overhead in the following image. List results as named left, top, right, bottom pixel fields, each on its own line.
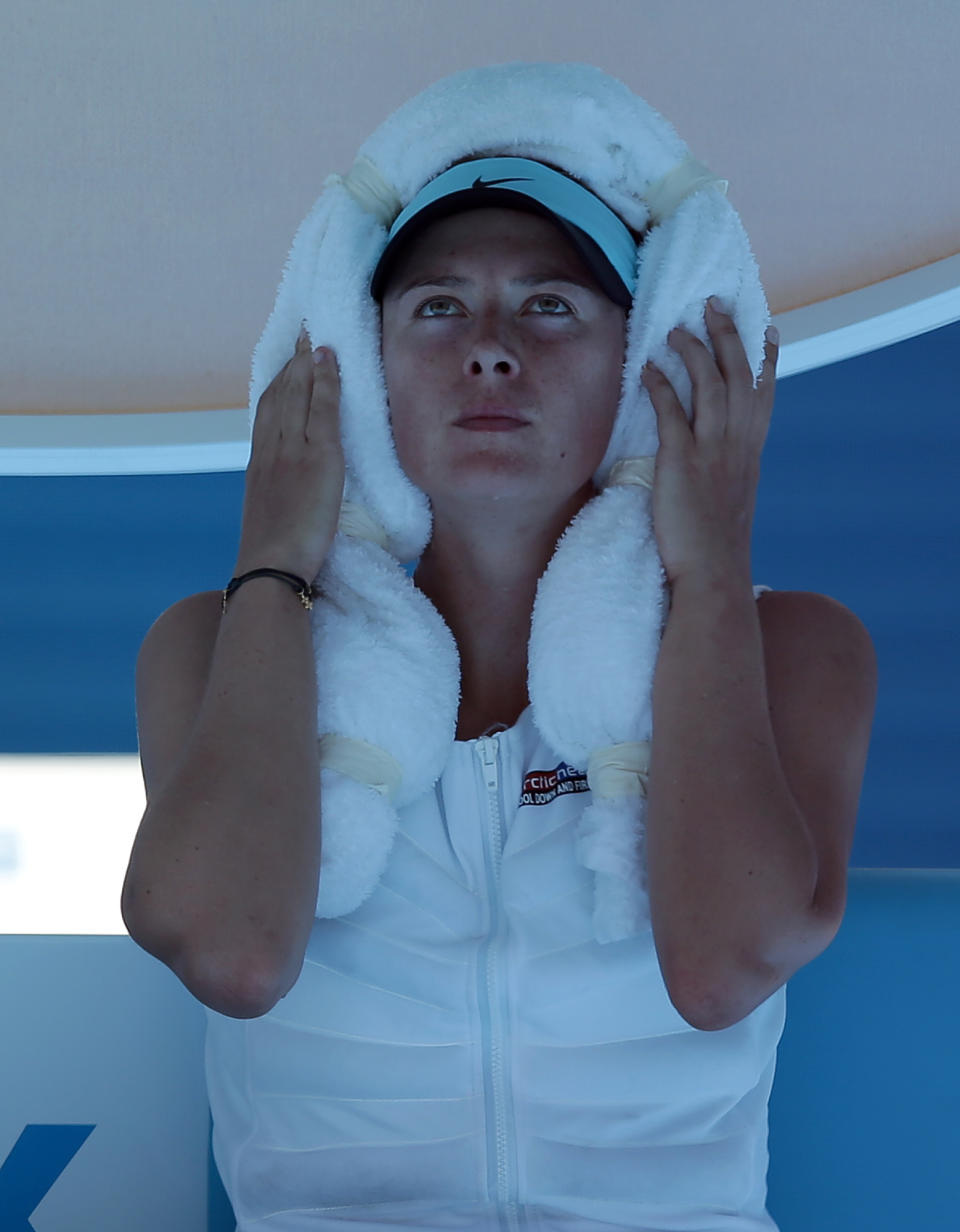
left=2, top=0, right=958, bottom=472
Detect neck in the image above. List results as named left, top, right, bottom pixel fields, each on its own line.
left=414, top=541, right=535, bottom=706
left=413, top=481, right=598, bottom=720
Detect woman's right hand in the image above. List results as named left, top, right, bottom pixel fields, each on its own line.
left=234, top=326, right=345, bottom=581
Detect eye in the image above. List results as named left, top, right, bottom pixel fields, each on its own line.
left=531, top=295, right=573, bottom=315
left=414, top=294, right=574, bottom=317
left=415, top=297, right=457, bottom=318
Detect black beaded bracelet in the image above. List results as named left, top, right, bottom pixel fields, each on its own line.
left=221, top=568, right=319, bottom=613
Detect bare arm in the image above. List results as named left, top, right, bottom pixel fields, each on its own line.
left=642, top=305, right=875, bottom=1030
left=122, top=581, right=322, bottom=1019
left=122, top=331, right=344, bottom=1018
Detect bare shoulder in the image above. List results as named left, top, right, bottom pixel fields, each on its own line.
left=755, top=589, right=878, bottom=807
left=756, top=588, right=877, bottom=678
left=137, top=590, right=223, bottom=684
left=753, top=589, right=878, bottom=929
left=135, top=590, right=224, bottom=800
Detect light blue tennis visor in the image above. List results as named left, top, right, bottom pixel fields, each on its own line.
left=369, top=156, right=639, bottom=308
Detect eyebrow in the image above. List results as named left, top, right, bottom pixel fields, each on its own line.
left=393, top=272, right=599, bottom=298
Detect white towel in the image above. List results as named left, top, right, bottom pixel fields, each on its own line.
left=248, top=62, right=771, bottom=943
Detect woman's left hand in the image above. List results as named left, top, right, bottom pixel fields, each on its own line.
left=641, top=297, right=779, bottom=588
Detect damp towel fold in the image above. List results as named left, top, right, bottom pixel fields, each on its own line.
left=247, top=62, right=772, bottom=943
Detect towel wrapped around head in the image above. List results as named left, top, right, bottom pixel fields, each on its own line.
left=248, top=61, right=771, bottom=943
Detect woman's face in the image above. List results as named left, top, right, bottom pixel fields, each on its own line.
left=378, top=207, right=628, bottom=514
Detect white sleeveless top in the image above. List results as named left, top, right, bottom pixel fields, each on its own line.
left=205, top=586, right=783, bottom=1231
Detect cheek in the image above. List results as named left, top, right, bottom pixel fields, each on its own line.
left=385, top=387, right=434, bottom=487
left=578, top=409, right=618, bottom=469
left=381, top=338, right=409, bottom=439
left=575, top=350, right=623, bottom=461
left=382, top=329, right=433, bottom=414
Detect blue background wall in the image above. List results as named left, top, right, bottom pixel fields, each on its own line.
left=2, top=319, right=958, bottom=866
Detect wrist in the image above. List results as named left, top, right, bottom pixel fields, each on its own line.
left=233, top=553, right=318, bottom=582
left=223, top=568, right=319, bottom=613
left=666, top=559, right=754, bottom=602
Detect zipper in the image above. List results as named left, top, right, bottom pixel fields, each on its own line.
left=475, top=734, right=522, bottom=1231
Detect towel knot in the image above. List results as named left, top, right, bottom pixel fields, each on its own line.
left=606, top=456, right=656, bottom=491
left=326, top=156, right=404, bottom=228
left=338, top=499, right=390, bottom=550
left=328, top=151, right=727, bottom=233
left=587, top=741, right=651, bottom=798
left=318, top=732, right=404, bottom=802
left=644, top=154, right=728, bottom=225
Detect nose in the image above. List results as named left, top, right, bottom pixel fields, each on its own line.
left=463, top=323, right=520, bottom=376
left=465, top=344, right=517, bottom=376
left=461, top=300, right=523, bottom=377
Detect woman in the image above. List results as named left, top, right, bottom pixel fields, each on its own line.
left=122, top=62, right=877, bottom=1232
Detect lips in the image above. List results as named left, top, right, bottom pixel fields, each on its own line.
left=454, top=407, right=531, bottom=425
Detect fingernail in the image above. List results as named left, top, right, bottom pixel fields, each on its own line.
left=312, top=346, right=328, bottom=365
left=765, top=324, right=779, bottom=345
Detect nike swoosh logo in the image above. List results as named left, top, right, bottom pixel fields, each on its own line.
left=472, top=176, right=535, bottom=189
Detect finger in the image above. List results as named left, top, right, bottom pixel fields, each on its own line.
left=306, top=348, right=341, bottom=445
left=750, top=334, right=779, bottom=438
left=704, top=299, right=753, bottom=391
left=760, top=329, right=779, bottom=385
left=277, top=332, right=319, bottom=449
left=642, top=361, right=692, bottom=451
left=742, top=330, right=779, bottom=405
left=667, top=326, right=726, bottom=442
left=251, top=327, right=310, bottom=452
left=251, top=373, right=283, bottom=457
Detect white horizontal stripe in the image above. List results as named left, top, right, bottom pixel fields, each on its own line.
left=1, top=254, right=958, bottom=475
left=0, top=755, right=144, bottom=934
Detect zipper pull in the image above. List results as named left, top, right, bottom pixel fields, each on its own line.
left=477, top=735, right=499, bottom=791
